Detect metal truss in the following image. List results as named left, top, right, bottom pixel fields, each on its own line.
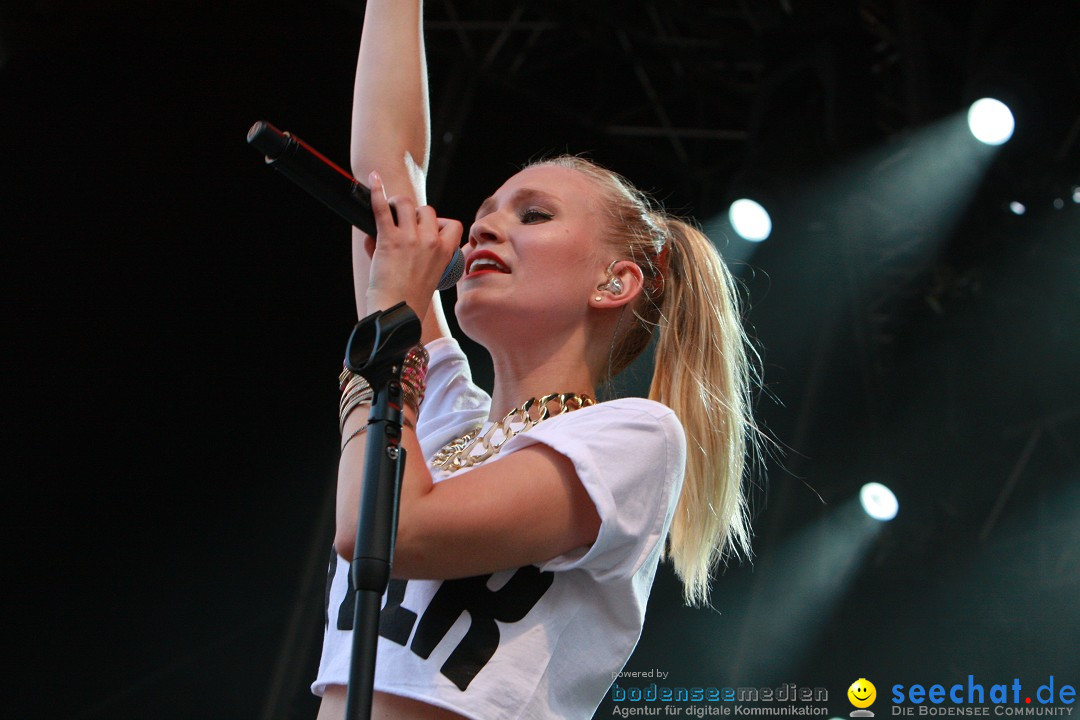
left=417, top=0, right=766, bottom=199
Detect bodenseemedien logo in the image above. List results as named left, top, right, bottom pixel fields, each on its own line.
left=849, top=679, right=878, bottom=717
left=608, top=676, right=830, bottom=717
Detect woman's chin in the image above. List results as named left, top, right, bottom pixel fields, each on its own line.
left=455, top=300, right=506, bottom=344
left=455, top=296, right=540, bottom=346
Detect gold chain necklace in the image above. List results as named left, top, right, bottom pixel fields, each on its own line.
left=430, top=393, right=595, bottom=473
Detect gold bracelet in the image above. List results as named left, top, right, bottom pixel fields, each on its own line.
left=399, top=345, right=429, bottom=414
left=339, top=396, right=373, bottom=434
left=339, top=372, right=373, bottom=433
left=340, top=424, right=369, bottom=453
left=338, top=365, right=357, bottom=392
left=339, top=375, right=372, bottom=406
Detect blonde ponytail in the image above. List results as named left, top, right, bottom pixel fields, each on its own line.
left=531, top=156, right=760, bottom=607
left=651, top=219, right=755, bottom=607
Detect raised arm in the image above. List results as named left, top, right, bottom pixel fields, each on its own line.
left=317, top=9, right=452, bottom=714
left=349, top=0, right=450, bottom=342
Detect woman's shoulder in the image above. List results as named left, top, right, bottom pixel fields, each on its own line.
left=526, top=395, right=687, bottom=580
left=572, top=396, right=683, bottom=434
left=525, top=396, right=685, bottom=461
left=592, top=396, right=678, bottom=420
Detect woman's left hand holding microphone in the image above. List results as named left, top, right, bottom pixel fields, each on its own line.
left=363, top=171, right=464, bottom=322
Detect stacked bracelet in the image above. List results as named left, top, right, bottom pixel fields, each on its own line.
left=338, top=371, right=373, bottom=433
left=337, top=344, right=426, bottom=432
left=338, top=365, right=356, bottom=392
left=400, top=344, right=429, bottom=415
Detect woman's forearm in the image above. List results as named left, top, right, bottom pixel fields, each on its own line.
left=334, top=405, right=430, bottom=564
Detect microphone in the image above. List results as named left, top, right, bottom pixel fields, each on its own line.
left=247, top=120, right=465, bottom=291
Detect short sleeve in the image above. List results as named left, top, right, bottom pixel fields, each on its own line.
left=502, top=398, right=686, bottom=582
left=415, top=337, right=491, bottom=460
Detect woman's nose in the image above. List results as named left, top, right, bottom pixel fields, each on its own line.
left=468, top=217, right=502, bottom=246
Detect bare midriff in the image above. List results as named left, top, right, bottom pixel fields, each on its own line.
left=318, top=686, right=469, bottom=720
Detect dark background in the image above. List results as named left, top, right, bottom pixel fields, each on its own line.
left=3, top=1, right=1078, bottom=718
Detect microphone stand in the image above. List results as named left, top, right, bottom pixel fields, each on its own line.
left=245, top=119, right=442, bottom=717
left=341, top=302, right=421, bottom=720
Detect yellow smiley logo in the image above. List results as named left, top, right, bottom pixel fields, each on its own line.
left=848, top=679, right=877, bottom=708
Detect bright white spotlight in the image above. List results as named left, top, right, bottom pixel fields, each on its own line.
left=967, top=98, right=1015, bottom=146
left=1008, top=201, right=1027, bottom=216
left=1072, top=186, right=1080, bottom=204
left=728, top=198, right=772, bottom=242
left=859, top=482, right=898, bottom=521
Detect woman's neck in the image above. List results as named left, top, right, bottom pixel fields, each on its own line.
left=485, top=330, right=599, bottom=420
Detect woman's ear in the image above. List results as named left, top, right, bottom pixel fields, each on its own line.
left=590, top=260, right=645, bottom=308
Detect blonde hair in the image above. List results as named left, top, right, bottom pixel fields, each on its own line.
left=531, top=155, right=761, bottom=607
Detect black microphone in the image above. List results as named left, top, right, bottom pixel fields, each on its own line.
left=247, top=120, right=465, bottom=291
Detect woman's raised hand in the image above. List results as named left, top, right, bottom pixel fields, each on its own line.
left=364, top=171, right=463, bottom=322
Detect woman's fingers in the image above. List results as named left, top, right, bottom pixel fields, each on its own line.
left=369, top=172, right=458, bottom=257
left=365, top=172, right=461, bottom=314
left=436, top=217, right=464, bottom=245
left=436, top=218, right=464, bottom=267
left=415, top=204, right=438, bottom=242
left=367, top=171, right=395, bottom=233
left=411, top=205, right=461, bottom=261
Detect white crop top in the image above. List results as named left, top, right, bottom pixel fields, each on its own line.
left=314, top=337, right=686, bottom=719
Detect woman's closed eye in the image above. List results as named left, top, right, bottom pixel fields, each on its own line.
left=520, top=208, right=553, bottom=223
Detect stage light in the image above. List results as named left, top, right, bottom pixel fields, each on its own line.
left=721, top=491, right=893, bottom=678
left=967, top=98, right=1015, bottom=145
left=1053, top=198, right=1065, bottom=210
left=1072, top=186, right=1079, bottom=204
left=859, top=482, right=898, bottom=521
left=728, top=198, right=772, bottom=242
left=1008, top=201, right=1027, bottom=216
